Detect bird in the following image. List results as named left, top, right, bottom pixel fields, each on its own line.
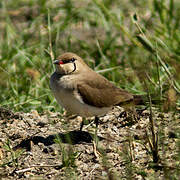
left=50, top=52, right=143, bottom=130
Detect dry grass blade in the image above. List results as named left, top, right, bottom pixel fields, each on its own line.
left=146, top=85, right=160, bottom=163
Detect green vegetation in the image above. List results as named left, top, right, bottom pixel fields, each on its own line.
left=0, top=0, right=179, bottom=179
left=0, top=0, right=179, bottom=112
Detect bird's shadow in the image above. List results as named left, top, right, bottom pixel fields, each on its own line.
left=13, top=130, right=101, bottom=151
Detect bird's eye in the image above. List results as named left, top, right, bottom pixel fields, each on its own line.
left=60, top=58, right=76, bottom=64
left=70, top=58, right=76, bottom=62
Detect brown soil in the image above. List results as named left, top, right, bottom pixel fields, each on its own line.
left=0, top=106, right=179, bottom=179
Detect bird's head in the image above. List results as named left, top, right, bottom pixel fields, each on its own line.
left=53, top=52, right=88, bottom=75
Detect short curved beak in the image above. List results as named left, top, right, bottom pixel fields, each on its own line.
left=53, top=60, right=59, bottom=65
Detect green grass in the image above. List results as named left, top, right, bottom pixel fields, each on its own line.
left=0, top=0, right=179, bottom=112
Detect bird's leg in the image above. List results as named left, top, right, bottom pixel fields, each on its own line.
left=93, top=116, right=100, bottom=158
left=80, top=117, right=85, bottom=131
left=94, top=116, right=99, bottom=145
left=94, top=116, right=99, bottom=129
left=80, top=117, right=99, bottom=131
left=94, top=116, right=99, bottom=146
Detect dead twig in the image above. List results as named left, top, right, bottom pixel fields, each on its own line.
left=15, top=168, right=33, bottom=174
left=31, top=164, right=62, bottom=168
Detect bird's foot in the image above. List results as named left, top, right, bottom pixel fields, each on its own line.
left=80, top=118, right=94, bottom=131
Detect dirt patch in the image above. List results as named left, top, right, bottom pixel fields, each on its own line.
left=0, top=107, right=179, bottom=179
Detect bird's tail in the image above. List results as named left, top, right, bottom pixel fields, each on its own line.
left=133, top=94, right=163, bottom=105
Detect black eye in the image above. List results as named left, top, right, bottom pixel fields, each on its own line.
left=61, top=58, right=76, bottom=64
left=70, top=58, right=76, bottom=62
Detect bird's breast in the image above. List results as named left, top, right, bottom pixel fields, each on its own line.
left=50, top=72, right=111, bottom=117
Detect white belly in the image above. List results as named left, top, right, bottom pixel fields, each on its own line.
left=52, top=88, right=111, bottom=117
left=50, top=73, right=111, bottom=117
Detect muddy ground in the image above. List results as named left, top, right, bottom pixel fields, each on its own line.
left=0, top=106, right=179, bottom=179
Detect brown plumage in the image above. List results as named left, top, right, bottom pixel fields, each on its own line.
left=50, top=52, right=142, bottom=118
left=77, top=74, right=133, bottom=108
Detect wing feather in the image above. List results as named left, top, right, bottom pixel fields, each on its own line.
left=77, top=73, right=133, bottom=107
